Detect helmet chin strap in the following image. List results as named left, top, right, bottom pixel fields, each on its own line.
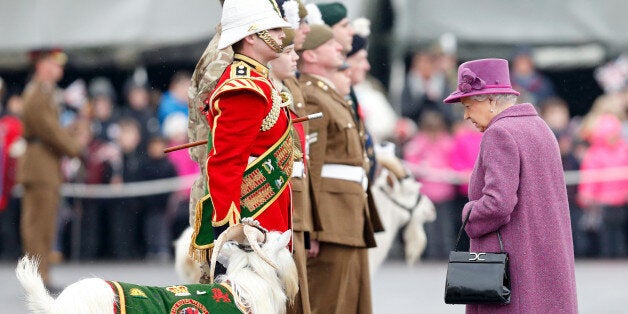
left=257, top=30, right=284, bottom=53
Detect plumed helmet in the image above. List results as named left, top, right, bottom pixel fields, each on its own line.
left=218, top=0, right=292, bottom=50
left=275, top=0, right=301, bottom=29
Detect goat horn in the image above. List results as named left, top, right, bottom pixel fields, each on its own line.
left=243, top=225, right=278, bottom=269
left=209, top=224, right=246, bottom=283
left=376, top=153, right=408, bottom=179
left=209, top=231, right=227, bottom=284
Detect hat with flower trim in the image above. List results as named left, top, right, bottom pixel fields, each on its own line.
left=443, top=58, right=520, bottom=103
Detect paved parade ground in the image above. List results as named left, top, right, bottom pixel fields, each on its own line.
left=1, top=258, right=626, bottom=313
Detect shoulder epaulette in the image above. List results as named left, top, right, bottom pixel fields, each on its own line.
left=302, top=79, right=330, bottom=92
left=210, top=66, right=271, bottom=104
left=231, top=61, right=251, bottom=78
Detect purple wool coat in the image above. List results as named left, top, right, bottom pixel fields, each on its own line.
left=463, top=104, right=578, bottom=313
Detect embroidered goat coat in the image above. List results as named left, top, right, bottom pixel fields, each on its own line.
left=463, top=104, right=578, bottom=314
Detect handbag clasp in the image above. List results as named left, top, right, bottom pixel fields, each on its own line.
left=469, top=252, right=486, bottom=261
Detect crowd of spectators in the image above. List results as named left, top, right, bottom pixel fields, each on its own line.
left=0, top=44, right=626, bottom=263
left=0, top=70, right=198, bottom=262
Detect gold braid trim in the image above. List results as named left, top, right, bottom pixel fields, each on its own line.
left=261, top=89, right=281, bottom=131
left=257, top=30, right=283, bottom=53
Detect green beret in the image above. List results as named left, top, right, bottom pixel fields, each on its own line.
left=316, top=2, right=347, bottom=26
left=299, top=24, right=334, bottom=51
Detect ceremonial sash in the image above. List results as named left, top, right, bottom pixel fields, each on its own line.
left=107, top=281, right=244, bottom=314
left=190, top=122, right=293, bottom=262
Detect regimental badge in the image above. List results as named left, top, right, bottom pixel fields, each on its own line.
left=279, top=91, right=292, bottom=108
left=274, top=177, right=284, bottom=189
left=129, top=287, right=148, bottom=299
left=166, top=285, right=192, bottom=296
left=262, top=159, right=275, bottom=173
left=169, top=298, right=209, bottom=314
left=212, top=287, right=232, bottom=303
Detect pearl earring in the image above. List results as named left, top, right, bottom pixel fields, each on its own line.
left=490, top=108, right=494, bottom=113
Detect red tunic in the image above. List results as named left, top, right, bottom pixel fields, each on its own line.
left=0, top=115, right=22, bottom=210
left=204, top=54, right=291, bottom=234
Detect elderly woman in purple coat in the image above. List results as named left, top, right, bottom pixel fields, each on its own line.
left=443, top=59, right=578, bottom=313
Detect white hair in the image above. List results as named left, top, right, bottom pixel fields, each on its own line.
left=470, top=94, right=518, bottom=107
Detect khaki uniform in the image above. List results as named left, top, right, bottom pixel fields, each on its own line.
left=300, top=73, right=377, bottom=314
left=18, top=80, right=81, bottom=285
left=284, top=77, right=322, bottom=314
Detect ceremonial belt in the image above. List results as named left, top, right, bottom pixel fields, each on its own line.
left=321, top=164, right=368, bottom=191
left=190, top=123, right=293, bottom=262
left=292, top=161, right=305, bottom=178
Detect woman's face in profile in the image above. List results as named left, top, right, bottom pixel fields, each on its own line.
left=460, top=96, right=493, bottom=132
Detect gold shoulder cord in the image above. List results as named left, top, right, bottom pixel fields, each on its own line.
left=260, top=88, right=292, bottom=131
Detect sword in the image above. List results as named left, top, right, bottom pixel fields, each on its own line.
left=163, top=112, right=323, bottom=153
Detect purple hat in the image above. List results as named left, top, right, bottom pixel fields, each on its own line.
left=443, top=58, right=520, bottom=103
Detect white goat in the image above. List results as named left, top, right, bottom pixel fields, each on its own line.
left=174, top=225, right=202, bottom=283
left=16, top=221, right=298, bottom=314
left=369, top=154, right=436, bottom=275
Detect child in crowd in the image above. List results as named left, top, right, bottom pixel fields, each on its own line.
left=141, top=135, right=177, bottom=262
left=107, top=118, right=144, bottom=259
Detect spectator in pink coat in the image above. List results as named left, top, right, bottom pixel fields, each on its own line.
left=578, top=114, right=628, bottom=257
left=449, top=120, right=482, bottom=196
left=163, top=113, right=200, bottom=237
left=444, top=58, right=577, bottom=313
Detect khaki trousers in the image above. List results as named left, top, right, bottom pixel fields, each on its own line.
left=20, top=184, right=60, bottom=285
left=307, top=242, right=372, bottom=314
left=287, top=231, right=312, bottom=314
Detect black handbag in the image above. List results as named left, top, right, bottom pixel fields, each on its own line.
left=444, top=208, right=511, bottom=304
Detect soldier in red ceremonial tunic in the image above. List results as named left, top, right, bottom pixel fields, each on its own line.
left=189, top=0, right=294, bottom=265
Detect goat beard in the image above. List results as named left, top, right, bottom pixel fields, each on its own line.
left=257, top=30, right=284, bottom=53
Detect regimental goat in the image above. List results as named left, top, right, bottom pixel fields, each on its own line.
left=368, top=154, right=436, bottom=275
left=16, top=220, right=298, bottom=314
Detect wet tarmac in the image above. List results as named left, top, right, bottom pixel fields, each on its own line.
left=2, top=258, right=626, bottom=313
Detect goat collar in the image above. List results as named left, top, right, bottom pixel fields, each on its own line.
left=378, top=186, right=424, bottom=213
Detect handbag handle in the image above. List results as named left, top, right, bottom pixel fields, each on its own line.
left=454, top=206, right=504, bottom=252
